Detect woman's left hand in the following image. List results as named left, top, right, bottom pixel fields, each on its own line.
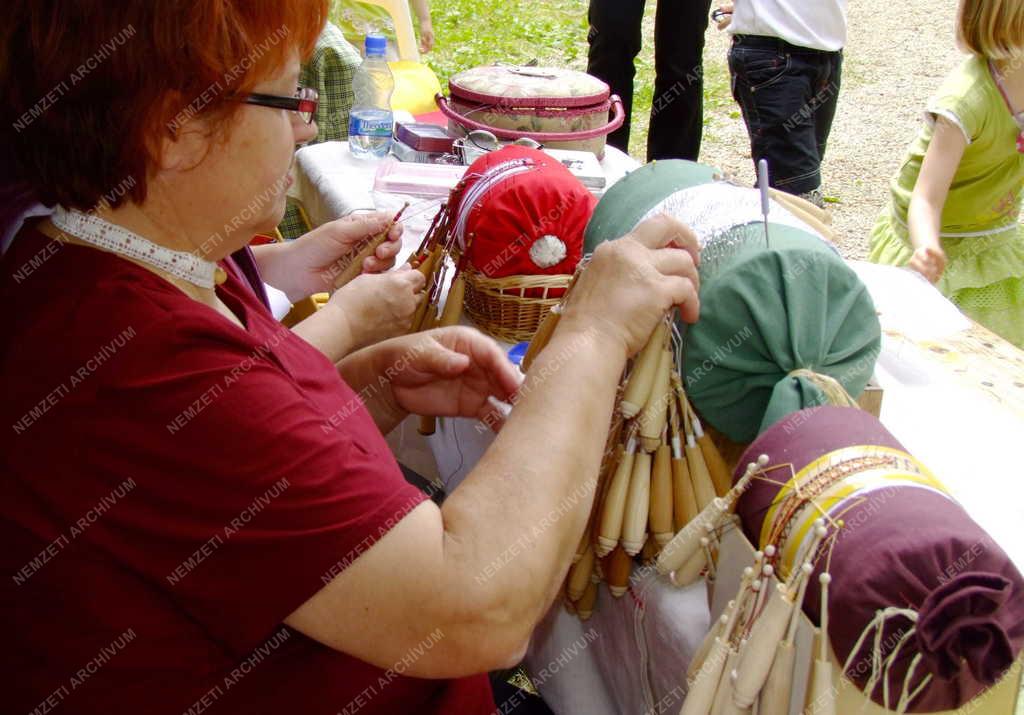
left=259, top=213, right=403, bottom=301
left=345, top=327, right=522, bottom=432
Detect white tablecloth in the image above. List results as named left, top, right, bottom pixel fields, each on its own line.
left=293, top=142, right=1024, bottom=714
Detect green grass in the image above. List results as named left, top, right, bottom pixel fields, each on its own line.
left=426, top=0, right=590, bottom=83
left=333, top=0, right=730, bottom=160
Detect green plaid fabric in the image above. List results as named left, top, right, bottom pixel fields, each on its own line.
left=279, top=22, right=362, bottom=240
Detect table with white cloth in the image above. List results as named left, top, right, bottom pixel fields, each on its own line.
left=291, top=141, right=1024, bottom=715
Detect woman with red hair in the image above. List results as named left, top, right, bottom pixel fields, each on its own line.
left=0, top=2, right=700, bottom=713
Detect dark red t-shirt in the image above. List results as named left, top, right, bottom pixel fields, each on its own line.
left=0, top=227, right=495, bottom=715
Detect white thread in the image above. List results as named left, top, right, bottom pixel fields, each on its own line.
left=842, top=607, right=923, bottom=714
left=452, top=159, right=534, bottom=250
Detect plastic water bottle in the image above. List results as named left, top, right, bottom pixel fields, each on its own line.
left=348, top=35, right=394, bottom=159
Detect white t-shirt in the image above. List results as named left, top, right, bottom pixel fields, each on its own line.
left=728, top=0, right=848, bottom=52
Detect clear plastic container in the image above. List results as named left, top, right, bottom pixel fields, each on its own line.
left=348, top=35, right=395, bottom=160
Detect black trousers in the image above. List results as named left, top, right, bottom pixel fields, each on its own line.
left=586, top=0, right=712, bottom=161
left=728, top=34, right=843, bottom=195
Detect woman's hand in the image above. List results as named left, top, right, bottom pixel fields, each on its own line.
left=340, top=326, right=521, bottom=433
left=253, top=213, right=403, bottom=302
left=909, top=243, right=947, bottom=283
left=558, top=213, right=701, bottom=359
left=330, top=267, right=425, bottom=352
left=388, top=327, right=520, bottom=423
left=289, top=267, right=424, bottom=364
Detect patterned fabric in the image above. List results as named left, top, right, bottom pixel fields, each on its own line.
left=279, top=22, right=362, bottom=240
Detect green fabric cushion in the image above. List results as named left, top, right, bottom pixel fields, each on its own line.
left=582, top=160, right=881, bottom=443
left=682, top=224, right=881, bottom=442
left=583, top=160, right=718, bottom=253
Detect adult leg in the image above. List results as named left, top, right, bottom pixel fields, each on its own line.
left=649, top=0, right=713, bottom=161
left=812, top=51, right=843, bottom=164
left=587, top=0, right=645, bottom=152
left=729, top=42, right=821, bottom=196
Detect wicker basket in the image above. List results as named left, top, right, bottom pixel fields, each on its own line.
left=462, top=268, right=571, bottom=343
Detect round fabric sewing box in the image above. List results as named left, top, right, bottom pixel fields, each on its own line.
left=449, top=145, right=596, bottom=343
left=435, top=65, right=625, bottom=158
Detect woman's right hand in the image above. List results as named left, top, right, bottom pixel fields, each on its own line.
left=558, top=214, right=701, bottom=358
left=909, top=243, right=947, bottom=283
left=329, top=267, right=425, bottom=351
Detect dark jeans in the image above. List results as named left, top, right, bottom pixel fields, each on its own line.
left=728, top=34, right=843, bottom=196
left=587, top=0, right=712, bottom=161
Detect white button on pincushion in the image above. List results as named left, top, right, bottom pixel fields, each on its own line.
left=529, top=234, right=567, bottom=269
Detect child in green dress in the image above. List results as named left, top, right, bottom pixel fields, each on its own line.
left=869, top=0, right=1024, bottom=347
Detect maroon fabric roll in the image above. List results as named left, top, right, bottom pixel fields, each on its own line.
left=734, top=406, right=1024, bottom=712
left=733, top=405, right=906, bottom=544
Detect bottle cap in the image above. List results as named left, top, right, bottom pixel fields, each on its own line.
left=364, top=34, right=387, bottom=56
left=507, top=341, right=529, bottom=367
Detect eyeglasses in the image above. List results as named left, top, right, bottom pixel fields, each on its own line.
left=235, top=87, right=319, bottom=124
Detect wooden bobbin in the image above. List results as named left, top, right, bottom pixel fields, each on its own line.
left=568, top=544, right=596, bottom=602
left=522, top=304, right=562, bottom=373
left=698, top=428, right=733, bottom=498
left=686, top=438, right=717, bottom=511
left=333, top=234, right=390, bottom=289
left=415, top=244, right=443, bottom=278
left=439, top=273, right=466, bottom=327
left=731, top=584, right=795, bottom=709
left=759, top=639, right=796, bottom=715
left=688, top=612, right=728, bottom=683
left=649, top=444, right=674, bottom=546
left=597, top=437, right=636, bottom=557
left=577, top=581, right=598, bottom=621
left=804, top=630, right=836, bottom=715
left=671, top=543, right=708, bottom=587
left=604, top=545, right=632, bottom=598
left=620, top=322, right=667, bottom=418
left=408, top=292, right=431, bottom=334
left=711, top=649, right=745, bottom=715
left=680, top=637, right=730, bottom=715
left=621, top=451, right=652, bottom=555
left=638, top=346, right=673, bottom=452
left=656, top=491, right=730, bottom=575
left=640, top=534, right=659, bottom=563
left=671, top=428, right=700, bottom=532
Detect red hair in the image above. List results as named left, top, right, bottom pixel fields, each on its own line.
left=1, top=1, right=328, bottom=211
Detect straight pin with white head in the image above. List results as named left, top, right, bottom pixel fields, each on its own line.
left=758, top=158, right=771, bottom=245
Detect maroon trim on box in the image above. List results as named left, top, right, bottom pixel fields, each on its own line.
left=450, top=98, right=613, bottom=120
left=447, top=77, right=610, bottom=109
left=436, top=94, right=624, bottom=143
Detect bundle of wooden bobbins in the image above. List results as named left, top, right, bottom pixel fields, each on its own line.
left=402, top=201, right=469, bottom=436
left=526, top=307, right=735, bottom=620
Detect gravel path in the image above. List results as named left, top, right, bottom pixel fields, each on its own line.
left=695, top=1, right=963, bottom=258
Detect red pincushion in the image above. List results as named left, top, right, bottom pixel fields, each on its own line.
left=449, top=145, right=595, bottom=278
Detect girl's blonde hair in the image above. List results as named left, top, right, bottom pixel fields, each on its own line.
left=958, top=0, right=1024, bottom=59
